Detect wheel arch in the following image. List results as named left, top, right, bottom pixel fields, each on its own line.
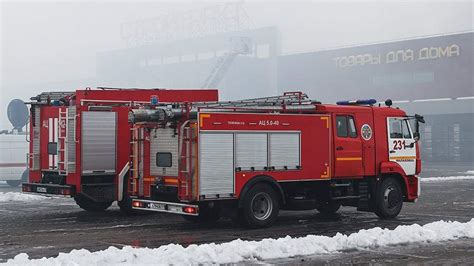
left=379, top=161, right=407, bottom=177
left=237, top=175, right=285, bottom=208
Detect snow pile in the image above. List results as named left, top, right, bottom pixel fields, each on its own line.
left=4, top=219, right=474, bottom=265
left=422, top=176, right=474, bottom=182
left=0, top=192, right=49, bottom=202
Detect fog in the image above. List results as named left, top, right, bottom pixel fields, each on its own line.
left=1, top=0, right=473, bottom=129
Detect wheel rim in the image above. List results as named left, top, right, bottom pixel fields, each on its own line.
left=384, top=186, right=401, bottom=209
left=251, top=192, right=273, bottom=221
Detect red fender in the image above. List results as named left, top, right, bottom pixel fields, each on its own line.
left=379, top=161, right=407, bottom=176
left=379, top=161, right=419, bottom=202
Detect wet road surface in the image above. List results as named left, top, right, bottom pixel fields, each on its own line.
left=0, top=167, right=473, bottom=264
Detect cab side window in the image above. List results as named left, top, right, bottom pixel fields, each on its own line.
left=336, top=116, right=348, bottom=137
left=389, top=118, right=412, bottom=139
left=336, top=115, right=357, bottom=138
left=389, top=118, right=403, bottom=138
left=348, top=116, right=357, bottom=138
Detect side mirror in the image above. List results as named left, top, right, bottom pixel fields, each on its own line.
left=413, top=131, right=420, bottom=141
left=415, top=114, right=425, bottom=124
left=413, top=119, right=421, bottom=141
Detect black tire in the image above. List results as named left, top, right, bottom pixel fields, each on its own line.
left=74, top=194, right=113, bottom=212
left=182, top=205, right=220, bottom=223
left=118, top=194, right=136, bottom=215
left=316, top=201, right=341, bottom=215
left=6, top=180, right=21, bottom=187
left=374, top=177, right=403, bottom=219
left=240, top=183, right=279, bottom=228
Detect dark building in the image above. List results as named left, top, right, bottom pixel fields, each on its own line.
left=97, top=27, right=280, bottom=101
left=97, top=30, right=473, bottom=165
left=278, top=32, right=473, bottom=165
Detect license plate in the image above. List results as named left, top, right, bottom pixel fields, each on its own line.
left=168, top=205, right=182, bottom=213
left=149, top=202, right=165, bottom=210
left=36, top=187, right=47, bottom=193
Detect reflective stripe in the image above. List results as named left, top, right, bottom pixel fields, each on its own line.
left=336, top=157, right=362, bottom=161
left=389, top=156, right=416, bottom=160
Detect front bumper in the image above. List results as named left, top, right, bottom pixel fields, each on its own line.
left=131, top=199, right=199, bottom=216
left=22, top=183, right=75, bottom=197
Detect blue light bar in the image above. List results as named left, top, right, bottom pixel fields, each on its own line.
left=336, top=99, right=377, bottom=106
left=150, top=95, right=159, bottom=105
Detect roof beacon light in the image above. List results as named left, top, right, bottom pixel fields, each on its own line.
left=150, top=95, right=159, bottom=105
left=336, top=99, right=377, bottom=106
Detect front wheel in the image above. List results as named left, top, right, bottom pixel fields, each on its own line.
left=74, top=194, right=113, bottom=212
left=240, top=183, right=279, bottom=228
left=374, top=177, right=403, bottom=219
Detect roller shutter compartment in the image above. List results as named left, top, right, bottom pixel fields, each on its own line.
left=199, top=133, right=234, bottom=197
left=269, top=132, right=300, bottom=170
left=81, top=111, right=116, bottom=174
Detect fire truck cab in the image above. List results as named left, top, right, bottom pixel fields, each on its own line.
left=128, top=93, right=424, bottom=228
left=22, top=88, right=218, bottom=211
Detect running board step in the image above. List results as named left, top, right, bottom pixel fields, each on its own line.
left=357, top=181, right=370, bottom=211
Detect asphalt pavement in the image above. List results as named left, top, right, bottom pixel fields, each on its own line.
left=0, top=165, right=473, bottom=264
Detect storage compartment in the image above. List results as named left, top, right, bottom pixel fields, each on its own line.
left=235, top=133, right=267, bottom=170
left=199, top=133, right=234, bottom=197
left=150, top=128, right=178, bottom=176
left=269, top=132, right=300, bottom=170
left=81, top=111, right=117, bottom=174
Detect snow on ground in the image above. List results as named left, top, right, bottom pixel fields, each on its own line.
left=0, top=192, right=49, bottom=202
left=422, top=176, right=474, bottom=182
left=464, top=170, right=474, bottom=175
left=4, top=219, right=474, bottom=265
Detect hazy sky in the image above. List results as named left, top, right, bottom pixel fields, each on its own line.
left=0, top=0, right=473, bottom=129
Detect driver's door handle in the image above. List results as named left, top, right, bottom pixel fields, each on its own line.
left=389, top=150, right=396, bottom=153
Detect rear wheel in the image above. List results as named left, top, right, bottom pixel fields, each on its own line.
left=240, top=183, right=279, bottom=228
left=316, top=201, right=341, bottom=215
left=74, top=194, right=113, bottom=212
left=374, top=177, right=403, bottom=219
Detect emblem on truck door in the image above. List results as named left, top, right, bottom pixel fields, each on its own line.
left=361, top=124, right=372, bottom=140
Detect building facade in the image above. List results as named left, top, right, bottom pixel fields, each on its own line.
left=278, top=32, right=473, bottom=164
left=96, top=30, right=473, bottom=164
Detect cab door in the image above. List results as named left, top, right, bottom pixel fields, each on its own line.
left=387, top=117, right=417, bottom=175
left=333, top=114, right=363, bottom=177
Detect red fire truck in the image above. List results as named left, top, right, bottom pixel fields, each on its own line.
left=128, top=92, right=424, bottom=228
left=22, top=88, right=218, bottom=211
